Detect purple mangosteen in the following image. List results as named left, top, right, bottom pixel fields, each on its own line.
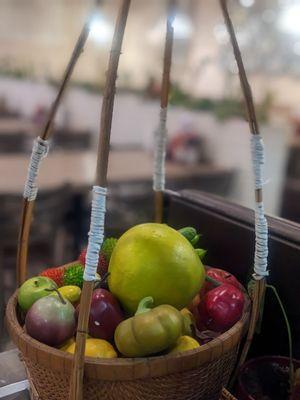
left=25, top=293, right=76, bottom=347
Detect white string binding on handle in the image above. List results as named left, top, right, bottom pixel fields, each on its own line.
left=23, top=136, right=49, bottom=201
left=153, top=107, right=167, bottom=191
left=251, top=134, right=269, bottom=280
left=83, top=185, right=107, bottom=281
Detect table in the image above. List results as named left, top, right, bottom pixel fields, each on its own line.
left=0, top=118, right=36, bottom=136
left=1, top=150, right=232, bottom=195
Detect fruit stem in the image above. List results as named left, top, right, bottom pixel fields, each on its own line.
left=179, top=227, right=200, bottom=247
left=94, top=271, right=110, bottom=289
left=100, top=271, right=110, bottom=282
left=205, top=275, right=222, bottom=287
left=45, top=287, right=66, bottom=304
left=195, top=248, right=207, bottom=260
left=191, top=234, right=200, bottom=247
left=135, top=296, right=154, bottom=315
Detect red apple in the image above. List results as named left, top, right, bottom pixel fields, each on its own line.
left=197, top=283, right=245, bottom=332
left=201, top=267, right=242, bottom=295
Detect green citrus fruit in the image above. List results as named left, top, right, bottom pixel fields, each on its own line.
left=108, top=223, right=205, bottom=314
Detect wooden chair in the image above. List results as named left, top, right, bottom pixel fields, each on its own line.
left=0, top=185, right=72, bottom=348
left=0, top=133, right=29, bottom=154
left=52, top=129, right=92, bottom=150
left=286, top=145, right=300, bottom=179
left=280, top=178, right=300, bottom=223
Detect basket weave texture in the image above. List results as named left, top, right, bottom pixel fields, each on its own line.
left=24, top=351, right=236, bottom=400
left=219, top=388, right=238, bottom=400
left=7, top=291, right=249, bottom=400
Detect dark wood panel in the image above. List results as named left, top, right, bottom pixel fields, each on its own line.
left=164, top=189, right=300, bottom=359
left=280, top=178, right=300, bottom=223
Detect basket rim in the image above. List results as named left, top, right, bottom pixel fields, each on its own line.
left=6, top=290, right=250, bottom=381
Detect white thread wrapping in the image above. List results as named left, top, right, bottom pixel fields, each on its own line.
left=153, top=107, right=167, bottom=191
left=83, top=186, right=107, bottom=281
left=253, top=202, right=269, bottom=279
left=23, top=137, right=49, bottom=201
left=251, top=134, right=265, bottom=190
left=251, top=135, right=269, bottom=280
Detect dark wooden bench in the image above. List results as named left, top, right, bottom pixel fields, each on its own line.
left=164, top=189, right=300, bottom=359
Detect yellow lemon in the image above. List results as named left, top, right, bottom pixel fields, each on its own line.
left=108, top=223, right=205, bottom=314
left=58, top=337, right=75, bottom=351
left=65, top=338, right=117, bottom=358
left=58, top=286, right=81, bottom=303
left=168, top=336, right=200, bottom=354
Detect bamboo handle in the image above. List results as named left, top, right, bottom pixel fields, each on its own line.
left=69, top=280, right=94, bottom=400
left=41, top=17, right=92, bottom=141
left=154, top=191, right=164, bottom=223
left=219, top=0, right=267, bottom=377
left=69, top=1, right=131, bottom=399
left=17, top=200, right=34, bottom=285
left=154, top=0, right=175, bottom=223
left=160, top=0, right=175, bottom=111
left=16, top=6, right=93, bottom=286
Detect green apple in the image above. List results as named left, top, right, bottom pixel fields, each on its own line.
left=18, top=276, right=57, bottom=312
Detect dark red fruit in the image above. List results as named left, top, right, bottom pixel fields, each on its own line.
left=26, top=295, right=76, bottom=346
left=77, top=289, right=123, bottom=341
left=197, top=283, right=245, bottom=332
left=202, top=267, right=242, bottom=295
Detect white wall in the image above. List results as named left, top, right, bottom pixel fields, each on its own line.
left=0, top=77, right=289, bottom=215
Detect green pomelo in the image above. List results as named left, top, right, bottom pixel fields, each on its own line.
left=108, top=223, right=205, bottom=314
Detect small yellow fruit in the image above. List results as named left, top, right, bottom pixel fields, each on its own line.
left=58, top=286, right=81, bottom=303
left=66, top=338, right=117, bottom=359
left=181, top=308, right=195, bottom=336
left=58, top=337, right=75, bottom=351
left=168, top=336, right=200, bottom=354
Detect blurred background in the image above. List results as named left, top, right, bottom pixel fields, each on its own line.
left=1, top=0, right=300, bottom=347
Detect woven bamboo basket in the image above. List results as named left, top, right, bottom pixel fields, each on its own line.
left=7, top=291, right=249, bottom=400
left=5, top=0, right=267, bottom=399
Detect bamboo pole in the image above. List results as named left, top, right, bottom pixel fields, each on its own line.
left=69, top=1, right=131, bottom=399
left=219, top=0, right=266, bottom=377
left=154, top=0, right=175, bottom=223
left=16, top=5, right=95, bottom=286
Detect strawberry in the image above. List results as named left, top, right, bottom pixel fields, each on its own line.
left=39, top=266, right=65, bottom=287
left=99, top=254, right=109, bottom=276
left=78, top=248, right=108, bottom=277
left=78, top=248, right=87, bottom=267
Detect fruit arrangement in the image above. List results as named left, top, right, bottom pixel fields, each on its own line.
left=18, top=223, right=245, bottom=359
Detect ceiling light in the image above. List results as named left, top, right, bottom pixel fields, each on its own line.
left=239, top=0, right=255, bottom=8
left=89, top=15, right=113, bottom=43
left=173, top=15, right=193, bottom=39
left=280, top=4, right=300, bottom=35
left=148, top=14, right=193, bottom=43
